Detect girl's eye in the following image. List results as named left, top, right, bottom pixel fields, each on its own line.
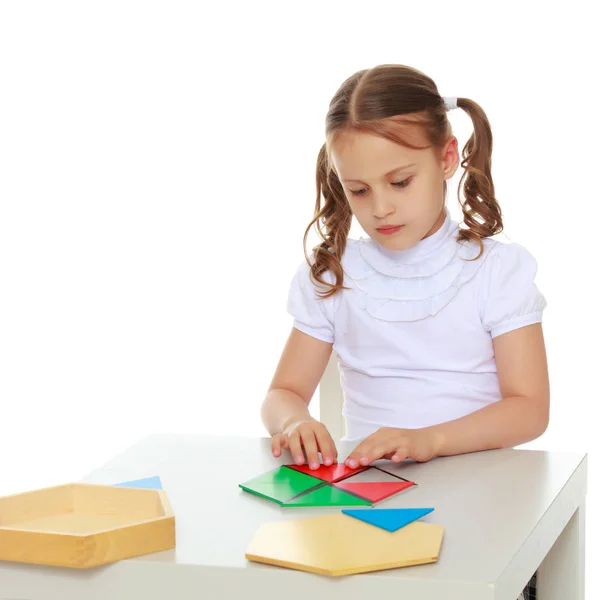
left=349, top=176, right=412, bottom=197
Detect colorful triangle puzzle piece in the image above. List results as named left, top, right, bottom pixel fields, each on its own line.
left=334, top=480, right=414, bottom=502
left=239, top=467, right=321, bottom=505
left=286, top=463, right=366, bottom=483
left=341, top=507, right=434, bottom=532
left=283, top=485, right=371, bottom=507
left=114, top=476, right=163, bottom=490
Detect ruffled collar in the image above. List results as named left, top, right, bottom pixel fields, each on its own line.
left=356, top=208, right=461, bottom=278
left=342, top=209, right=493, bottom=322
left=366, top=207, right=456, bottom=262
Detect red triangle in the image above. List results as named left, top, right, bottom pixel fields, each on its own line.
left=286, top=463, right=366, bottom=483
left=334, top=481, right=414, bottom=503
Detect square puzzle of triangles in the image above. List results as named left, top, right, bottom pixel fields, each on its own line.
left=239, top=463, right=415, bottom=507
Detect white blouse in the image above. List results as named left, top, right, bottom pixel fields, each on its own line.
left=287, top=208, right=547, bottom=441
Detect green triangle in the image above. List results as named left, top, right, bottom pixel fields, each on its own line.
left=282, top=485, right=371, bottom=507
left=238, top=484, right=284, bottom=505
left=250, top=466, right=320, bottom=487
left=239, top=466, right=322, bottom=503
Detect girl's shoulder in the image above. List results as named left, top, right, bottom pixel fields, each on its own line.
left=287, top=250, right=340, bottom=311
left=475, top=238, right=546, bottom=336
left=477, top=236, right=541, bottom=273
left=475, top=236, right=543, bottom=291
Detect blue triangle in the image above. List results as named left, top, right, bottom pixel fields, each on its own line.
left=342, top=507, right=434, bottom=532
left=114, top=476, right=163, bottom=490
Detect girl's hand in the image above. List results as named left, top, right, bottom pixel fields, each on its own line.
left=344, top=427, right=442, bottom=468
left=271, top=418, right=338, bottom=470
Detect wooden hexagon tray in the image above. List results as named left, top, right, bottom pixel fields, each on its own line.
left=0, top=482, right=176, bottom=568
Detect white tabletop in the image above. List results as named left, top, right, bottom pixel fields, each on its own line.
left=0, top=433, right=587, bottom=600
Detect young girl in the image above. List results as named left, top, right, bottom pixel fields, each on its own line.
left=261, top=64, right=547, bottom=600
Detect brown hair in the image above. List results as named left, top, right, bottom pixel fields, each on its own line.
left=303, top=63, right=502, bottom=299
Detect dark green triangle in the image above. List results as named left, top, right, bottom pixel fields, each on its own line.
left=282, top=485, right=372, bottom=507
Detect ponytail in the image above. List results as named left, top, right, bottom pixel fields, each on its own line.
left=454, top=98, right=503, bottom=260
left=302, top=143, right=352, bottom=298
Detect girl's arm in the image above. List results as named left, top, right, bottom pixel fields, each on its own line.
left=261, top=327, right=337, bottom=465
left=430, top=323, right=550, bottom=455
left=261, top=327, right=332, bottom=434
left=345, top=323, right=550, bottom=468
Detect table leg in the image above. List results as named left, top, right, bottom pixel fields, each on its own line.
left=537, top=502, right=585, bottom=599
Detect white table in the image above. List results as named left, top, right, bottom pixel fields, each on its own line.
left=0, top=434, right=587, bottom=599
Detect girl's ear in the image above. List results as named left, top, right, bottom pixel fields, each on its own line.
left=442, top=136, right=460, bottom=180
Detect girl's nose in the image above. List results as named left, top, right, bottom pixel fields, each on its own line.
left=372, top=195, right=395, bottom=219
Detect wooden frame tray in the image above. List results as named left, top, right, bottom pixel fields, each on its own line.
left=0, top=482, right=175, bottom=568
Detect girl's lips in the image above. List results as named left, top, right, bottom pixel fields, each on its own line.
left=376, top=225, right=404, bottom=235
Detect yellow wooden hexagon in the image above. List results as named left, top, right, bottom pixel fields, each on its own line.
left=246, top=512, right=444, bottom=576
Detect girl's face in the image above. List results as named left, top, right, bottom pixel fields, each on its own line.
left=330, top=129, right=459, bottom=250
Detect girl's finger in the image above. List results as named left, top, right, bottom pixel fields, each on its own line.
left=355, top=436, right=399, bottom=466
left=391, top=447, right=409, bottom=462
left=358, top=441, right=389, bottom=466
left=345, top=439, right=376, bottom=468
left=359, top=446, right=382, bottom=466
left=288, top=431, right=305, bottom=465
left=301, top=430, right=320, bottom=469
left=271, top=434, right=285, bottom=457
left=316, top=431, right=337, bottom=466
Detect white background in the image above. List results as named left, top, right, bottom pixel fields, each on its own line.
left=0, top=0, right=597, bottom=595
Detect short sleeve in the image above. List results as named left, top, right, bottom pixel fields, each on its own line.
left=287, top=260, right=335, bottom=343
left=479, top=242, right=547, bottom=339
